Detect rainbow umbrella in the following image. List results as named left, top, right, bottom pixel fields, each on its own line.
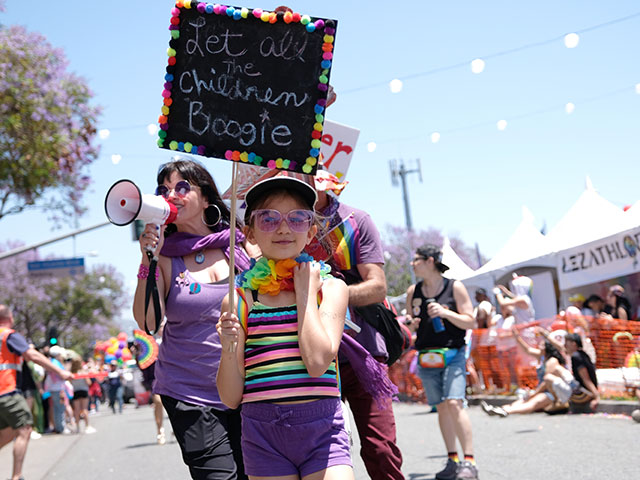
left=133, top=329, right=159, bottom=369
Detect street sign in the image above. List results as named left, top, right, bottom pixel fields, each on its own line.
left=27, top=257, right=85, bottom=278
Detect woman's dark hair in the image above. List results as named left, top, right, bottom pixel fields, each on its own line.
left=583, top=294, right=603, bottom=310
left=615, top=295, right=632, bottom=319
left=157, top=159, right=240, bottom=235
left=544, top=340, right=566, bottom=366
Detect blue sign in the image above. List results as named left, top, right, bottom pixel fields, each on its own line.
left=27, top=257, right=85, bottom=277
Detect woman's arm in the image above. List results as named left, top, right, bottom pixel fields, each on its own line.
left=296, top=263, right=348, bottom=378
left=511, top=326, right=542, bottom=358
left=537, top=327, right=566, bottom=356
left=439, top=280, right=475, bottom=330
left=132, top=224, right=169, bottom=332
left=216, top=293, right=246, bottom=409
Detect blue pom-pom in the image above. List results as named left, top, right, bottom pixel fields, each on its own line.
left=306, top=23, right=316, bottom=32
left=226, top=7, right=235, bottom=16
left=321, top=60, right=332, bottom=69
left=314, top=105, right=324, bottom=114
left=165, top=73, right=174, bottom=81
left=309, top=148, right=320, bottom=157
left=205, top=4, right=214, bottom=13
left=233, top=10, right=242, bottom=20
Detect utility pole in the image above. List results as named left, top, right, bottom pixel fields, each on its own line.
left=389, top=159, right=422, bottom=231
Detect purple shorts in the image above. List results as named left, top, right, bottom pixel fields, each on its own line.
left=241, top=397, right=352, bottom=477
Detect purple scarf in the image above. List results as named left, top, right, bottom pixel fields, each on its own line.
left=160, top=230, right=251, bottom=272
left=339, top=334, right=398, bottom=408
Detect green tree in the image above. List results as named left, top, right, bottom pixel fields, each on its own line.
left=0, top=244, right=125, bottom=358
left=0, top=25, right=101, bottom=224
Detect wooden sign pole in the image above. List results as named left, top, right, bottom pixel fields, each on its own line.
left=228, top=161, right=239, bottom=352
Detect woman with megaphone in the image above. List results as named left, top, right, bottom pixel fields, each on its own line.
left=133, top=158, right=251, bottom=480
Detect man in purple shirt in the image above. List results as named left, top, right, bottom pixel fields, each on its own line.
left=309, top=172, right=404, bottom=480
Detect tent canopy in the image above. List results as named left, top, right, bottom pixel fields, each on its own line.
left=442, top=236, right=475, bottom=280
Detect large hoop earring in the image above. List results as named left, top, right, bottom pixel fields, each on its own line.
left=202, top=204, right=221, bottom=227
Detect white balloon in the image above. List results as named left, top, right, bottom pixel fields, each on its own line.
left=430, top=132, right=441, bottom=143
left=389, top=79, right=403, bottom=93
left=471, top=58, right=485, bottom=74
left=367, top=142, right=377, bottom=153
left=147, top=123, right=159, bottom=135
left=111, top=154, right=122, bottom=165
left=98, top=129, right=111, bottom=140
left=565, top=102, right=575, bottom=114
left=496, top=120, right=507, bottom=131
left=564, top=33, right=580, bottom=49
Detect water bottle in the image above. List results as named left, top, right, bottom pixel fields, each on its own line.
left=427, top=298, right=445, bottom=333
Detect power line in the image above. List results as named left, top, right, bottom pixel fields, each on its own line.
left=339, top=11, right=640, bottom=96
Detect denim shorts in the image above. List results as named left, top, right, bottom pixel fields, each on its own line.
left=417, top=348, right=467, bottom=406
left=241, top=398, right=352, bottom=477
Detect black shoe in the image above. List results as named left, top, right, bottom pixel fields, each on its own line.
left=436, top=458, right=459, bottom=480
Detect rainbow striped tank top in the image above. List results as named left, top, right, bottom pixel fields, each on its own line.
left=242, top=302, right=340, bottom=403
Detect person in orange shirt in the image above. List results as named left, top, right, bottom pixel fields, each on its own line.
left=0, top=305, right=71, bottom=480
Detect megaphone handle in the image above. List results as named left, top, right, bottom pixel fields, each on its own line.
left=144, top=224, right=161, bottom=260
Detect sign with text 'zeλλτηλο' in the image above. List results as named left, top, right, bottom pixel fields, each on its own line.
left=157, top=4, right=337, bottom=175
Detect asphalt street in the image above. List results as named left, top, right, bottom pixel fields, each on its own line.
left=2, top=401, right=637, bottom=479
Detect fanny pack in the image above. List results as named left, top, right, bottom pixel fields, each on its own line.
left=418, top=348, right=458, bottom=368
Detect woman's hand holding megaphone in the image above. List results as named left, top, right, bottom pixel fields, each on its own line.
left=139, top=224, right=167, bottom=262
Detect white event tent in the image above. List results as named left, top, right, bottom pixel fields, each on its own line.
left=458, top=178, right=640, bottom=318
left=442, top=236, right=475, bottom=280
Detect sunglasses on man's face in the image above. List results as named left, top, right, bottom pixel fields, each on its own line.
left=250, top=209, right=314, bottom=233
left=155, top=180, right=192, bottom=199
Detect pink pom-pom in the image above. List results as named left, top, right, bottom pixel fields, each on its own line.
left=253, top=8, right=263, bottom=18
left=225, top=150, right=233, bottom=160
left=267, top=159, right=276, bottom=169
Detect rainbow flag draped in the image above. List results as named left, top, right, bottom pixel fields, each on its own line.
left=133, top=329, right=159, bottom=369
left=325, top=214, right=359, bottom=271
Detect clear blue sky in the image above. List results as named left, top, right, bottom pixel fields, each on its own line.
left=2, top=1, right=639, bottom=312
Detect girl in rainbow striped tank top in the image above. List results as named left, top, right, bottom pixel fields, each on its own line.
left=217, top=176, right=354, bottom=480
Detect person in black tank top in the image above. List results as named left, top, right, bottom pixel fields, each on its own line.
left=406, top=244, right=478, bottom=480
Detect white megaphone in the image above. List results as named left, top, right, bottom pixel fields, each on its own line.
left=104, top=179, right=178, bottom=227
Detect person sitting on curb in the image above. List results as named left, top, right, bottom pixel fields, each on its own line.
left=481, top=326, right=577, bottom=417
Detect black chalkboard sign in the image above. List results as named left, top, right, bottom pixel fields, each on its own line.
left=157, top=4, right=337, bottom=175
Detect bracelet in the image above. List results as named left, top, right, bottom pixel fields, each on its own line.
left=137, top=263, right=159, bottom=280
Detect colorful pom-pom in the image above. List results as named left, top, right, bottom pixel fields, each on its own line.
left=306, top=156, right=317, bottom=165
left=315, top=19, right=325, bottom=29
left=167, top=47, right=176, bottom=57
left=306, top=23, right=316, bottom=32
left=313, top=122, right=323, bottom=131
left=260, top=11, right=270, bottom=22
left=302, top=164, right=312, bottom=174
left=226, top=6, right=235, bottom=16
left=164, top=98, right=173, bottom=106
left=183, top=142, right=192, bottom=152
left=171, top=7, right=181, bottom=16
left=319, top=75, right=328, bottom=84
left=240, top=151, right=249, bottom=162
left=161, top=89, right=171, bottom=98
left=321, top=60, right=332, bottom=69
left=283, top=159, right=291, bottom=169
left=241, top=8, right=249, bottom=18
left=267, top=159, right=277, bottom=169
left=253, top=155, right=263, bottom=166
left=197, top=3, right=205, bottom=13
left=161, top=106, right=170, bottom=115
left=311, top=130, right=322, bottom=139
left=252, top=8, right=263, bottom=18
left=311, top=139, right=322, bottom=149
left=283, top=11, right=293, bottom=23
left=317, top=83, right=328, bottom=91
left=205, top=4, right=214, bottom=13
left=317, top=99, right=327, bottom=107
left=168, top=57, right=177, bottom=66
left=322, top=52, right=333, bottom=60
left=300, top=15, right=310, bottom=25
left=158, top=130, right=167, bottom=138
left=157, top=138, right=165, bottom=147
left=269, top=12, right=277, bottom=23
left=292, top=12, right=301, bottom=22
left=183, top=0, right=192, bottom=8
left=178, top=142, right=185, bottom=151
left=275, top=158, right=284, bottom=169
left=170, top=30, right=180, bottom=39
left=225, top=150, right=233, bottom=160
left=197, top=145, right=206, bottom=155
left=309, top=148, right=320, bottom=157
left=169, top=141, right=178, bottom=150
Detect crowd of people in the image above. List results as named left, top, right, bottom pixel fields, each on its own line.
left=3, top=156, right=639, bottom=480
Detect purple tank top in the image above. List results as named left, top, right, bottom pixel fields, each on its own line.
left=153, top=256, right=228, bottom=409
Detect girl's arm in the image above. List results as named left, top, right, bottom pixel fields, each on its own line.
left=296, top=263, right=348, bottom=378
left=216, top=294, right=246, bottom=409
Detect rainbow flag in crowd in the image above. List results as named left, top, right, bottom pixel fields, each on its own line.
left=305, top=213, right=359, bottom=271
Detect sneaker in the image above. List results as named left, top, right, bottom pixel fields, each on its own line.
left=30, top=431, right=42, bottom=440
left=85, top=426, right=97, bottom=434
left=456, top=460, right=479, bottom=480
left=480, top=401, right=496, bottom=416
left=157, top=427, right=166, bottom=445
left=492, top=406, right=508, bottom=418
left=435, top=458, right=459, bottom=480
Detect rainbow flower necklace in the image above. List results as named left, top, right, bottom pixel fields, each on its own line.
left=235, top=253, right=331, bottom=296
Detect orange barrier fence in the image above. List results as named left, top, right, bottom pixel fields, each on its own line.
left=389, top=317, right=640, bottom=402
